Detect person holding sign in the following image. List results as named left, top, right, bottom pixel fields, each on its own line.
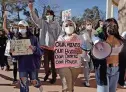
left=56, top=19, right=85, bottom=92
left=17, top=20, right=43, bottom=92
left=3, top=12, right=43, bottom=92
left=28, top=2, right=62, bottom=84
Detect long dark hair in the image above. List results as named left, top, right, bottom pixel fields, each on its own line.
left=103, top=18, right=123, bottom=41
left=95, top=20, right=103, bottom=30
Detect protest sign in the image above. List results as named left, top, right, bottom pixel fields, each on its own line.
left=62, top=9, right=71, bottom=21
left=54, top=40, right=81, bottom=68
left=10, top=39, right=33, bottom=56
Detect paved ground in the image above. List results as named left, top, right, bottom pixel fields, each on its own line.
left=0, top=67, right=126, bottom=92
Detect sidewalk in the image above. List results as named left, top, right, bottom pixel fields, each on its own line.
left=0, top=67, right=125, bottom=92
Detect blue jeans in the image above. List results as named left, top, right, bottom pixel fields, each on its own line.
left=96, top=66, right=119, bottom=92
left=19, top=70, right=41, bottom=92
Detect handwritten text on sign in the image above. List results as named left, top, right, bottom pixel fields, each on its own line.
left=10, top=39, right=33, bottom=56
left=54, top=41, right=81, bottom=68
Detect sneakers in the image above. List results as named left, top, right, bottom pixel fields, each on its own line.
left=123, top=81, right=126, bottom=88
left=83, top=81, right=90, bottom=87
left=44, top=71, right=51, bottom=82
left=12, top=80, right=18, bottom=85
left=44, top=74, right=50, bottom=82
left=49, top=78, right=56, bottom=84
left=38, top=85, right=43, bottom=92
left=49, top=73, right=57, bottom=84
left=120, top=81, right=126, bottom=88
left=1, top=67, right=4, bottom=70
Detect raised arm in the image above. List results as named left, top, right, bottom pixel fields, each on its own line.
left=28, top=3, right=43, bottom=28
left=3, top=12, right=9, bottom=34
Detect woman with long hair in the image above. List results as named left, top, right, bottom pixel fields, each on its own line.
left=92, top=18, right=125, bottom=92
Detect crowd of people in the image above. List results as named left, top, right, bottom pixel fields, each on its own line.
left=0, top=2, right=126, bottom=92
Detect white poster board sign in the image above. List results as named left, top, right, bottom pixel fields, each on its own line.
left=10, top=39, right=33, bottom=56
left=62, top=9, right=71, bottom=21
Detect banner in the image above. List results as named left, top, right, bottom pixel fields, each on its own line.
left=54, top=40, right=81, bottom=68
left=62, top=9, right=71, bottom=21
left=10, top=39, right=33, bottom=56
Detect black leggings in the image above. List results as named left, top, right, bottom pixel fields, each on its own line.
left=13, top=62, right=17, bottom=81
left=0, top=55, right=5, bottom=67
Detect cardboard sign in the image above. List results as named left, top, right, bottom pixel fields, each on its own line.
left=54, top=41, right=81, bottom=68
left=10, top=39, right=33, bottom=56
left=62, top=9, right=71, bottom=21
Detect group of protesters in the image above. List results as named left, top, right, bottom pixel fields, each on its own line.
left=0, top=2, right=126, bottom=92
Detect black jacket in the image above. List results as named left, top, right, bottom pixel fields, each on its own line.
left=118, top=39, right=126, bottom=86
left=0, top=36, right=7, bottom=56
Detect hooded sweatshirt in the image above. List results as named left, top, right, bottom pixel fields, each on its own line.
left=30, top=10, right=62, bottom=46
left=8, top=32, right=43, bottom=72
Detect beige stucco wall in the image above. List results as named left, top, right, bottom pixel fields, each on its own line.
left=118, top=0, right=126, bottom=34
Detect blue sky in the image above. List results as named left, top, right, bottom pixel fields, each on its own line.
left=59, top=0, right=107, bottom=16
left=45, top=0, right=118, bottom=18
left=19, top=0, right=118, bottom=19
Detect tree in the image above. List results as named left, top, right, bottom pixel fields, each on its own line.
left=83, top=6, right=105, bottom=27
left=99, top=10, right=106, bottom=20
left=118, top=0, right=126, bottom=34
left=72, top=16, right=83, bottom=27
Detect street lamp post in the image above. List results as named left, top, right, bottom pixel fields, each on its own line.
left=106, top=0, right=114, bottom=19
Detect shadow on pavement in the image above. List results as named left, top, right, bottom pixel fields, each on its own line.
left=0, top=74, right=13, bottom=81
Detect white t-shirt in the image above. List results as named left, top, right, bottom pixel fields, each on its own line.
left=111, top=44, right=123, bottom=55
